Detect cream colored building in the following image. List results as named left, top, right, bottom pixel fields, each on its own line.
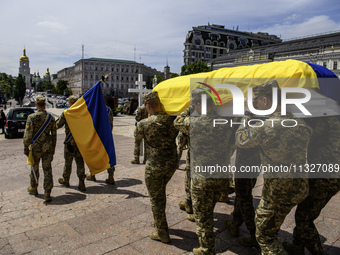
left=53, top=58, right=160, bottom=97
left=209, top=31, right=340, bottom=78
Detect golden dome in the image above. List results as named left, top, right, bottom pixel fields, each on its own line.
left=46, top=68, right=50, bottom=76
left=20, top=48, right=29, bottom=61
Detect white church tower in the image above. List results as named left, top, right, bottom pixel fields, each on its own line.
left=18, top=48, right=31, bottom=89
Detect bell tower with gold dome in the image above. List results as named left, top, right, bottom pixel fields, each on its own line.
left=18, top=48, right=31, bottom=89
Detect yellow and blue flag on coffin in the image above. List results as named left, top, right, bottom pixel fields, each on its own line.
left=154, top=59, right=340, bottom=115
left=64, top=81, right=116, bottom=175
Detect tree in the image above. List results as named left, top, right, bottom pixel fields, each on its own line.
left=41, top=81, right=55, bottom=92
left=0, top=73, right=14, bottom=98
left=180, top=61, right=212, bottom=76
left=13, top=74, right=26, bottom=104
left=170, top=73, right=179, bottom=79
left=55, top=80, right=69, bottom=95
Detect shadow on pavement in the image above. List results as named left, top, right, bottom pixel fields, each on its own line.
left=84, top=178, right=147, bottom=199
left=48, top=192, right=87, bottom=205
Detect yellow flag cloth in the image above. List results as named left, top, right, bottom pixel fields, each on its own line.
left=27, top=150, right=34, bottom=165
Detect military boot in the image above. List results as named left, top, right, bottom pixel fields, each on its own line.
left=239, top=236, right=259, bottom=247
left=187, top=214, right=195, bottom=222
left=78, top=180, right=86, bottom=192
left=178, top=200, right=186, bottom=211
left=224, top=220, right=240, bottom=237
left=85, top=173, right=96, bottom=181
left=149, top=229, right=170, bottom=243
left=105, top=174, right=115, bottom=185
left=44, top=193, right=52, bottom=202
left=178, top=200, right=193, bottom=214
left=218, top=194, right=230, bottom=203
left=27, top=186, right=38, bottom=195
left=193, top=247, right=203, bottom=255
left=282, top=242, right=305, bottom=255
left=130, top=158, right=140, bottom=164
left=58, top=178, right=70, bottom=187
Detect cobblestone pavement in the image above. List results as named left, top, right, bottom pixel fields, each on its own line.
left=0, top=106, right=339, bottom=254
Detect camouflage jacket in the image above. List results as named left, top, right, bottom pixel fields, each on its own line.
left=135, top=105, right=148, bottom=122
left=135, top=111, right=178, bottom=169
left=175, top=108, right=237, bottom=178
left=235, top=112, right=312, bottom=204
left=235, top=112, right=312, bottom=175
left=56, top=111, right=77, bottom=146
left=305, top=116, right=340, bottom=180
left=23, top=109, right=56, bottom=153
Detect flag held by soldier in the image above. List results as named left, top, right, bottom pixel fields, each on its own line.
left=64, top=81, right=116, bottom=175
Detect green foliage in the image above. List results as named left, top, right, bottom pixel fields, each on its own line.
left=64, top=88, right=73, bottom=96
left=180, top=61, right=212, bottom=76
left=170, top=73, right=179, bottom=79
left=0, top=73, right=14, bottom=98
left=41, top=81, right=55, bottom=92
left=13, top=74, right=26, bottom=103
left=55, top=80, right=69, bottom=95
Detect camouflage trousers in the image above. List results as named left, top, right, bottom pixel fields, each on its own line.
left=107, top=166, right=115, bottom=175
left=255, top=198, right=297, bottom=255
left=293, top=178, right=340, bottom=254
left=177, top=131, right=188, bottom=160
left=145, top=167, right=176, bottom=231
left=232, top=177, right=257, bottom=237
left=184, top=165, right=192, bottom=209
left=256, top=176, right=309, bottom=255
left=191, top=178, right=228, bottom=255
left=134, top=138, right=148, bottom=161
left=30, top=150, right=54, bottom=193
left=63, top=144, right=85, bottom=181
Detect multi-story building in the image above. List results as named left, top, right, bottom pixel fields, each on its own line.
left=183, top=24, right=281, bottom=66
left=18, top=48, right=31, bottom=89
left=209, top=30, right=340, bottom=78
left=18, top=48, right=51, bottom=90
left=53, top=58, right=161, bottom=97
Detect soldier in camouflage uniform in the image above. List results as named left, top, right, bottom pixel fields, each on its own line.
left=86, top=104, right=116, bottom=184
left=177, top=131, right=188, bottom=160
left=131, top=100, right=149, bottom=164
left=134, top=91, right=178, bottom=243
left=283, top=116, right=340, bottom=255
left=24, top=95, right=56, bottom=202
left=174, top=106, right=194, bottom=220
left=235, top=80, right=312, bottom=255
left=57, top=96, right=86, bottom=191
left=175, top=89, right=236, bottom=255
left=224, top=147, right=261, bottom=247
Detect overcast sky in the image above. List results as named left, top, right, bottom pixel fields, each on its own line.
left=1, top=0, right=340, bottom=77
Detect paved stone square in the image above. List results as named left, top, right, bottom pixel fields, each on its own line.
left=0, top=107, right=339, bottom=254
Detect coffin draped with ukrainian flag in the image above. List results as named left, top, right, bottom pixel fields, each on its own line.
left=64, top=81, right=116, bottom=175
left=153, top=59, right=340, bottom=116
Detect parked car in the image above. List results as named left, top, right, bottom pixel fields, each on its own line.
left=56, top=102, right=66, bottom=108
left=23, top=101, right=36, bottom=107
left=5, top=107, right=35, bottom=138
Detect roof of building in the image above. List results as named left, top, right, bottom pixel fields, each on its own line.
left=77, top=58, right=141, bottom=65
left=20, top=48, right=29, bottom=62
left=210, top=31, right=340, bottom=64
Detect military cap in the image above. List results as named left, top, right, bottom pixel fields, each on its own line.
left=253, top=80, right=280, bottom=98
left=144, top=91, right=159, bottom=103
left=68, top=95, right=78, bottom=104
left=35, top=95, right=46, bottom=104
